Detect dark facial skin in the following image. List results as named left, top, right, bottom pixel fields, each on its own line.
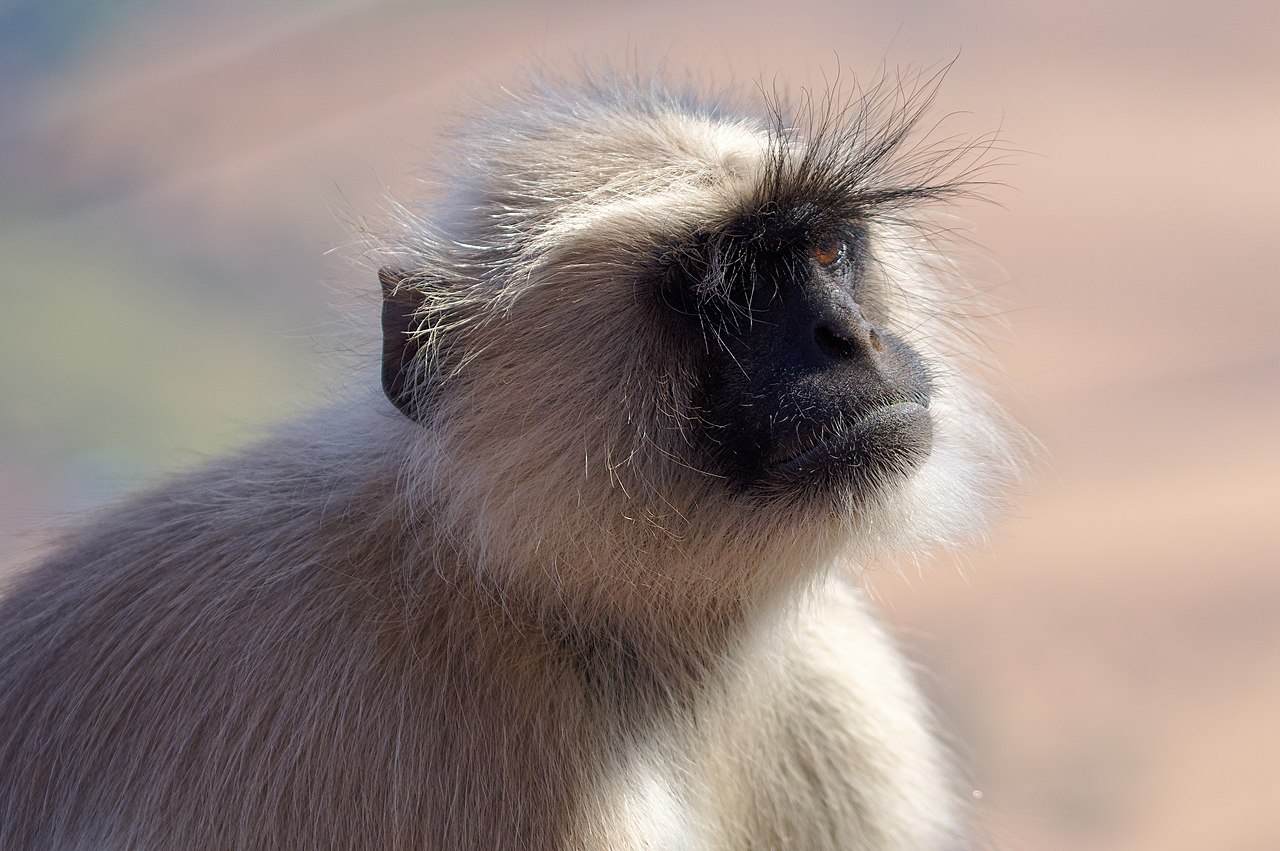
left=383, top=216, right=934, bottom=504
left=666, top=221, right=934, bottom=502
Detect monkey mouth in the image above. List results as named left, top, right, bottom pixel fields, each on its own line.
left=765, top=401, right=933, bottom=475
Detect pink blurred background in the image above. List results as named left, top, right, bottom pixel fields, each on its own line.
left=2, top=1, right=1277, bottom=847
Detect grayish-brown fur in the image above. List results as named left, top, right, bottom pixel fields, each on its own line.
left=0, top=68, right=1020, bottom=849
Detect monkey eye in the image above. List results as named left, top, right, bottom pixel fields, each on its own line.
left=812, top=238, right=845, bottom=267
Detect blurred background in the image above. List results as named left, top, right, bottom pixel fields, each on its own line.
left=1, top=0, right=1276, bottom=847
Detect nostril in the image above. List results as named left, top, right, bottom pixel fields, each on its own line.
left=815, top=323, right=857, bottom=359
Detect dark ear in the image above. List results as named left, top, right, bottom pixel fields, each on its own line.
left=379, top=267, right=427, bottom=422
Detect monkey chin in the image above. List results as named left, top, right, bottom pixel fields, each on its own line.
left=756, top=401, right=935, bottom=504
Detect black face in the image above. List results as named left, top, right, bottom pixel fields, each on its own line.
left=660, top=219, right=934, bottom=502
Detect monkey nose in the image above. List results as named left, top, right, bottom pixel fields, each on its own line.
left=813, top=303, right=884, bottom=362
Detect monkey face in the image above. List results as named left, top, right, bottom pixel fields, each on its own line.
left=377, top=87, right=1018, bottom=574
left=660, top=218, right=934, bottom=504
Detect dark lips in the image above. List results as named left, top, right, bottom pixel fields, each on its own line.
left=767, top=401, right=933, bottom=473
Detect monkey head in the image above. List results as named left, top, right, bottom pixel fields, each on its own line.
left=376, top=76, right=1018, bottom=612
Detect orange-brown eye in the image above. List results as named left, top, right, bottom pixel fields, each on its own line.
left=812, top=239, right=844, bottom=267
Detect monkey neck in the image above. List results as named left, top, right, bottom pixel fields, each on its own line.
left=401, top=524, right=835, bottom=718
left=375, top=412, right=847, bottom=692
left=434, top=516, right=836, bottom=647
left=510, top=579, right=801, bottom=720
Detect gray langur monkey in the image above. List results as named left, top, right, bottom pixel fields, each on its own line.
left=0, top=70, right=1020, bottom=850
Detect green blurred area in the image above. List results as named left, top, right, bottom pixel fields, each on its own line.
left=0, top=223, right=318, bottom=472
left=0, top=1, right=350, bottom=501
